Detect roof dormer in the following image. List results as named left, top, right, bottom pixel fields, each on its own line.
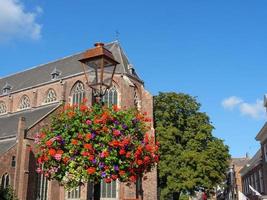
left=51, top=68, right=61, bottom=80
left=2, top=83, right=12, bottom=95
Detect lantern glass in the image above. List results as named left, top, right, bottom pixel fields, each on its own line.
left=84, top=57, right=116, bottom=96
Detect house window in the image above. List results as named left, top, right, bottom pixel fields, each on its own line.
left=66, top=187, right=81, bottom=200
left=11, top=156, right=16, bottom=167
left=102, top=86, right=118, bottom=107
left=71, top=82, right=85, bottom=105
left=100, top=180, right=118, bottom=199
left=264, top=143, right=267, bottom=162
left=255, top=172, right=259, bottom=191
left=134, top=87, right=141, bottom=110
left=18, top=95, right=30, bottom=110
left=0, top=101, right=7, bottom=114
left=44, top=89, right=57, bottom=104
left=36, top=167, right=48, bottom=200
left=1, top=173, right=9, bottom=189
left=259, top=169, right=263, bottom=193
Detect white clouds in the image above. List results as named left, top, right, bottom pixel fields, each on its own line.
left=222, top=96, right=243, bottom=110
left=222, top=96, right=266, bottom=119
left=0, top=0, right=42, bottom=42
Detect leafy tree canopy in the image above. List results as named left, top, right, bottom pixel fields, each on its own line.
left=154, top=92, right=230, bottom=200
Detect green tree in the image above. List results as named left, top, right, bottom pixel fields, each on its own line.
left=154, top=92, right=230, bottom=200
left=0, top=186, right=18, bottom=200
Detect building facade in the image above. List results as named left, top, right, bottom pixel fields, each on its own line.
left=0, top=41, right=157, bottom=200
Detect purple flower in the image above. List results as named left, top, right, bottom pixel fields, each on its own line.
left=99, top=162, right=104, bottom=168
left=114, top=120, right=120, bottom=125
left=114, top=165, right=119, bottom=171
left=122, top=124, right=128, bottom=129
left=92, top=159, right=97, bottom=164
left=101, top=172, right=106, bottom=177
left=132, top=118, right=138, bottom=124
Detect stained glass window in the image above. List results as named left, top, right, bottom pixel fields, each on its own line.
left=44, top=89, right=57, bottom=103
left=66, top=187, right=81, bottom=200
left=71, top=82, right=85, bottom=105
left=19, top=95, right=30, bottom=110
left=1, top=173, right=9, bottom=189
left=0, top=101, right=7, bottom=114
left=100, top=180, right=117, bottom=199
left=36, top=165, right=48, bottom=200
left=102, top=86, right=118, bottom=107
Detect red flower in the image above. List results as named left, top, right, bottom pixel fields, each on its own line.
left=113, top=130, right=121, bottom=137
left=137, top=160, right=143, bottom=165
left=85, top=133, right=92, bottom=140
left=37, top=157, right=43, bottom=164
left=46, top=140, right=53, bottom=147
left=87, top=167, right=96, bottom=175
left=63, top=157, right=69, bottom=163
left=104, top=166, right=109, bottom=170
left=119, top=149, right=126, bottom=155
left=119, top=170, right=125, bottom=176
left=48, top=148, right=56, bottom=156
left=130, top=175, right=137, bottom=182
left=111, top=174, right=118, bottom=180
left=81, top=152, right=89, bottom=156
left=40, top=132, right=46, bottom=139
left=68, top=111, right=75, bottom=118
left=43, top=155, right=49, bottom=161
left=57, top=150, right=64, bottom=155
left=89, top=155, right=95, bottom=161
left=84, top=143, right=92, bottom=150
left=71, top=139, right=78, bottom=145
left=112, top=105, right=119, bottom=111
left=105, top=177, right=112, bottom=183
left=126, top=152, right=131, bottom=158
left=77, top=133, right=83, bottom=139
left=144, top=156, right=150, bottom=163
left=145, top=144, right=153, bottom=152
left=80, top=104, right=88, bottom=112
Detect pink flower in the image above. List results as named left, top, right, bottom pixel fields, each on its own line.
left=86, top=120, right=92, bottom=125
left=36, top=167, right=42, bottom=173
left=113, top=130, right=121, bottom=137
left=54, top=154, right=62, bottom=161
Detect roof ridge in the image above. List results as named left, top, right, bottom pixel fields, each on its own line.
left=0, top=51, right=83, bottom=81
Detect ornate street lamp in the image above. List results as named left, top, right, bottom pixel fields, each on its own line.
left=79, top=42, right=119, bottom=102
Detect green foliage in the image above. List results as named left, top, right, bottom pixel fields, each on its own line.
left=154, top=92, right=230, bottom=200
left=34, top=103, right=159, bottom=189
left=0, top=186, right=18, bottom=200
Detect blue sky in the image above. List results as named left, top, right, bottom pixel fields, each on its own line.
left=0, top=0, right=267, bottom=157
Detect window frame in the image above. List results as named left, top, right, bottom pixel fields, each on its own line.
left=70, top=82, right=85, bottom=106
left=44, top=89, right=57, bottom=104
left=0, top=101, right=7, bottom=115
left=18, top=95, right=31, bottom=110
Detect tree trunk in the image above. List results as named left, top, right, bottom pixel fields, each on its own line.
left=173, top=192, right=180, bottom=200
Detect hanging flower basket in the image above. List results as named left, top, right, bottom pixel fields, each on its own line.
left=34, top=101, right=159, bottom=189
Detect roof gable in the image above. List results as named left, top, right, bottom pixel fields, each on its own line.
left=0, top=41, right=142, bottom=96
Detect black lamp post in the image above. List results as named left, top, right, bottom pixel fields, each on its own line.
left=79, top=42, right=119, bottom=103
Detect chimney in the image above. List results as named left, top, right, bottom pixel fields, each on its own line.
left=94, top=42, right=105, bottom=47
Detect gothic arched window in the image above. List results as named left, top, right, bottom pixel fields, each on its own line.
left=102, top=86, right=118, bottom=107
left=0, top=101, right=7, bottom=114
left=44, top=89, right=57, bottom=104
left=36, top=165, right=48, bottom=200
left=71, top=82, right=85, bottom=105
left=1, top=173, right=9, bottom=189
left=66, top=187, right=81, bottom=200
left=18, top=95, right=30, bottom=110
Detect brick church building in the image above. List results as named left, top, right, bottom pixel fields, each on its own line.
left=0, top=41, right=157, bottom=200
